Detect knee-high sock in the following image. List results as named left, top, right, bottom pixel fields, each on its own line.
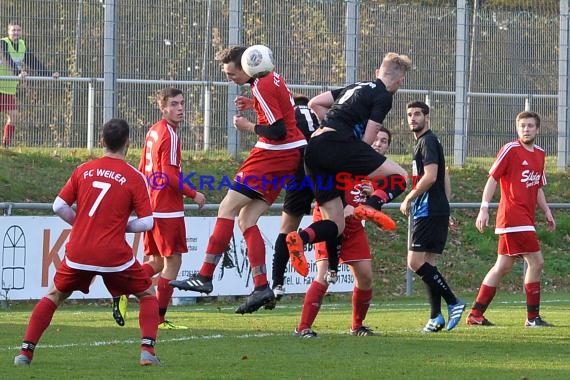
left=298, top=220, right=338, bottom=244
left=470, top=284, right=497, bottom=317
left=297, top=281, right=328, bottom=331
left=525, top=282, right=541, bottom=320
left=326, top=235, right=341, bottom=273
left=199, top=218, right=234, bottom=278
left=365, top=174, right=407, bottom=209
left=243, top=225, right=267, bottom=288
left=352, top=287, right=373, bottom=330
left=156, top=276, right=173, bottom=323
left=139, top=295, right=159, bottom=355
left=271, top=233, right=288, bottom=286
left=20, top=297, right=58, bottom=359
left=416, top=263, right=458, bottom=316
left=423, top=279, right=441, bottom=319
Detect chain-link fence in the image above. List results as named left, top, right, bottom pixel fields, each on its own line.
left=0, top=0, right=567, bottom=167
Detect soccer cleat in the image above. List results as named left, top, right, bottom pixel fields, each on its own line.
left=350, top=326, right=375, bottom=336
left=272, top=284, right=285, bottom=301
left=235, top=286, right=276, bottom=314
left=353, top=205, right=397, bottom=231
left=466, top=314, right=494, bottom=326
left=158, top=320, right=189, bottom=330
left=286, top=231, right=309, bottom=277
left=294, top=328, right=318, bottom=338
left=446, top=300, right=466, bottom=331
left=422, top=314, right=445, bottom=333
left=525, top=316, right=553, bottom=328
left=112, top=295, right=128, bottom=327
left=325, top=270, right=338, bottom=285
left=14, top=354, right=31, bottom=366
left=263, top=285, right=284, bottom=310
left=169, top=274, right=213, bottom=294
left=140, top=350, right=162, bottom=366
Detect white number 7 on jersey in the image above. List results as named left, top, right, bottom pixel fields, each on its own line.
left=89, top=181, right=111, bottom=217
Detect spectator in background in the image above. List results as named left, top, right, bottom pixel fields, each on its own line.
left=0, top=20, right=60, bottom=147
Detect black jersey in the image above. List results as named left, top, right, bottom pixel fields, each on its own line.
left=322, top=79, right=393, bottom=140
left=411, top=130, right=450, bottom=218
left=294, top=104, right=319, bottom=141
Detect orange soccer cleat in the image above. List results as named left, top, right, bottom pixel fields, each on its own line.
left=286, top=231, right=309, bottom=277
left=353, top=205, right=397, bottom=231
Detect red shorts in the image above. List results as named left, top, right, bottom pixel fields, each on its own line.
left=54, top=258, right=152, bottom=297
left=315, top=227, right=371, bottom=263
left=144, top=217, right=187, bottom=256
left=498, top=231, right=540, bottom=256
left=235, top=147, right=301, bottom=204
left=0, top=93, right=16, bottom=112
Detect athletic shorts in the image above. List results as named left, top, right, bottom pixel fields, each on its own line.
left=409, top=215, right=449, bottom=254
left=498, top=231, right=540, bottom=256
left=304, top=132, right=386, bottom=204
left=283, top=150, right=314, bottom=216
left=54, top=258, right=152, bottom=297
left=144, top=217, right=187, bottom=256
left=234, top=146, right=301, bottom=204
left=315, top=226, right=371, bottom=263
left=0, top=93, right=16, bottom=112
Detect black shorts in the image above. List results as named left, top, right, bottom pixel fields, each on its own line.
left=409, top=215, right=449, bottom=254
left=282, top=149, right=314, bottom=216
left=304, top=132, right=386, bottom=204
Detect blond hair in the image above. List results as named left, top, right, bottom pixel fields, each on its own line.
left=380, top=52, right=412, bottom=77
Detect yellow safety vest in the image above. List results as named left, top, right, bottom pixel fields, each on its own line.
left=0, top=37, right=26, bottom=95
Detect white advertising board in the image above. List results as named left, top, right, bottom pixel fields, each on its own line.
left=0, top=216, right=355, bottom=300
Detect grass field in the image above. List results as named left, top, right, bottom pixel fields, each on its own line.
left=2, top=293, right=570, bottom=379
left=2, top=149, right=570, bottom=379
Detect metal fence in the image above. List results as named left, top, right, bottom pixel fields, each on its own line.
left=0, top=0, right=568, bottom=167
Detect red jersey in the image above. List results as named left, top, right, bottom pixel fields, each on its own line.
left=139, top=119, right=184, bottom=217
left=489, top=140, right=546, bottom=234
left=58, top=156, right=152, bottom=269
left=251, top=72, right=307, bottom=150
left=313, top=183, right=367, bottom=239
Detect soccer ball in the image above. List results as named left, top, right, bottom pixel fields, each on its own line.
left=241, top=44, right=275, bottom=78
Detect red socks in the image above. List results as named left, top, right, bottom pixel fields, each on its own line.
left=139, top=295, right=159, bottom=355
left=470, top=284, right=496, bottom=317
left=200, top=218, right=234, bottom=278
left=352, top=287, right=373, bottom=330
left=525, top=282, right=541, bottom=320
left=156, top=276, right=173, bottom=323
left=297, top=281, right=328, bottom=331
left=19, top=297, right=58, bottom=358
left=243, top=225, right=267, bottom=288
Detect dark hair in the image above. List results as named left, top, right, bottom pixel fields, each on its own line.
left=102, top=118, right=129, bottom=152
left=516, top=111, right=541, bottom=128
left=378, top=126, right=392, bottom=145
left=215, top=46, right=247, bottom=70
left=406, top=101, right=430, bottom=115
left=156, top=87, right=183, bottom=108
left=292, top=93, right=310, bottom=106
